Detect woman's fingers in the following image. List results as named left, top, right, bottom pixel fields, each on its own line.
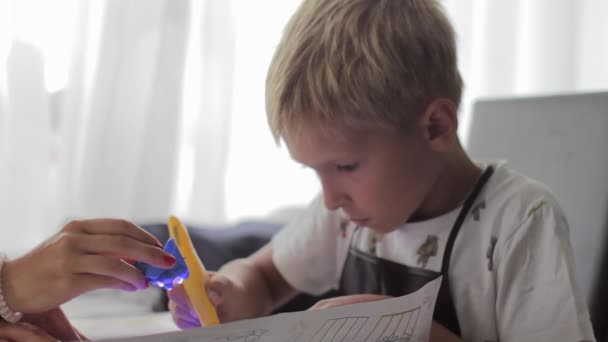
left=70, top=233, right=175, bottom=268
left=63, top=219, right=162, bottom=248
left=74, top=273, right=142, bottom=293
left=72, top=255, right=148, bottom=290
left=23, top=307, right=88, bottom=342
left=62, top=219, right=175, bottom=268
left=0, top=321, right=57, bottom=342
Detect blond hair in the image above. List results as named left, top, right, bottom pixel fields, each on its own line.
left=266, top=0, right=462, bottom=142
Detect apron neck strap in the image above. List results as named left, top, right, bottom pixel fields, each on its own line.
left=441, top=165, right=495, bottom=274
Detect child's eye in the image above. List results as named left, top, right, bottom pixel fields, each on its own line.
left=336, top=163, right=359, bottom=172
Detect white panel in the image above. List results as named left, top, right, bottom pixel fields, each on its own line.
left=466, top=92, right=608, bottom=313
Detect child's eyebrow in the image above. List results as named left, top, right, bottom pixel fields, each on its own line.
left=292, top=152, right=359, bottom=170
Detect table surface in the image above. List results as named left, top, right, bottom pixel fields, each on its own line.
left=71, top=312, right=180, bottom=341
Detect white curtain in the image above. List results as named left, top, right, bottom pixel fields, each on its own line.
left=0, top=0, right=197, bottom=256
left=1, top=0, right=607, bottom=256
left=62, top=0, right=191, bottom=222
left=1, top=0, right=66, bottom=255
left=441, top=0, right=608, bottom=142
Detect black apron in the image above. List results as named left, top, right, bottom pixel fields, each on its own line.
left=338, top=166, right=494, bottom=336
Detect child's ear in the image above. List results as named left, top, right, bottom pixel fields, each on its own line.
left=420, top=98, right=458, bottom=152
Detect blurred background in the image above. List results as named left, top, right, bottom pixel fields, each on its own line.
left=0, top=0, right=607, bottom=257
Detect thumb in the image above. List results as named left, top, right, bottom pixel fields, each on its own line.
left=206, top=273, right=233, bottom=307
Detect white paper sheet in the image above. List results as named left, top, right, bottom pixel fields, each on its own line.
left=102, top=276, right=441, bottom=342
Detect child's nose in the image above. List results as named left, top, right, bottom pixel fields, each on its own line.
left=322, top=188, right=345, bottom=211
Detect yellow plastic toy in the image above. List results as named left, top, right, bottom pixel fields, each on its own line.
left=168, top=215, right=220, bottom=326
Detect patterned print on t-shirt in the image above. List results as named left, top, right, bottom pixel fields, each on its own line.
left=416, top=235, right=438, bottom=268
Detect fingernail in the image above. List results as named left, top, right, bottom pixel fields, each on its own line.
left=164, top=254, right=176, bottom=265
left=208, top=290, right=220, bottom=305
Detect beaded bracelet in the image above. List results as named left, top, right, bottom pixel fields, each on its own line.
left=0, top=253, right=23, bottom=323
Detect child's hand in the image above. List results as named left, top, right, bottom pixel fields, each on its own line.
left=168, top=282, right=201, bottom=329
left=168, top=271, right=232, bottom=329
left=430, top=321, right=461, bottom=341
left=168, top=270, right=260, bottom=329
left=2, top=219, right=176, bottom=314
left=308, top=294, right=392, bottom=310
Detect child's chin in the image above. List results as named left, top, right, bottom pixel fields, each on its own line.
left=364, top=222, right=388, bottom=233
left=369, top=221, right=404, bottom=234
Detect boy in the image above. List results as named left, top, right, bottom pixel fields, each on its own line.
left=169, top=0, right=595, bottom=340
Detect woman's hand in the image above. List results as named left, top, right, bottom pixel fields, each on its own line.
left=0, top=321, right=58, bottom=342
left=1, top=219, right=177, bottom=314
left=21, top=307, right=88, bottom=341
left=0, top=306, right=86, bottom=342
left=308, top=294, right=392, bottom=310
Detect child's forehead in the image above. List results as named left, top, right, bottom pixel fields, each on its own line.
left=286, top=122, right=367, bottom=148
left=284, top=122, right=397, bottom=166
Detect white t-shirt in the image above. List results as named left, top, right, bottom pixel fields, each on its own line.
left=272, top=161, right=596, bottom=342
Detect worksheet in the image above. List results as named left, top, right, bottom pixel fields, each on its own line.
left=103, top=276, right=441, bottom=342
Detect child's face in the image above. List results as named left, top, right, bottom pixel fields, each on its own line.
left=285, top=120, right=442, bottom=234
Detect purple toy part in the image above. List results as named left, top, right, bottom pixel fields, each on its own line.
left=135, top=238, right=189, bottom=290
